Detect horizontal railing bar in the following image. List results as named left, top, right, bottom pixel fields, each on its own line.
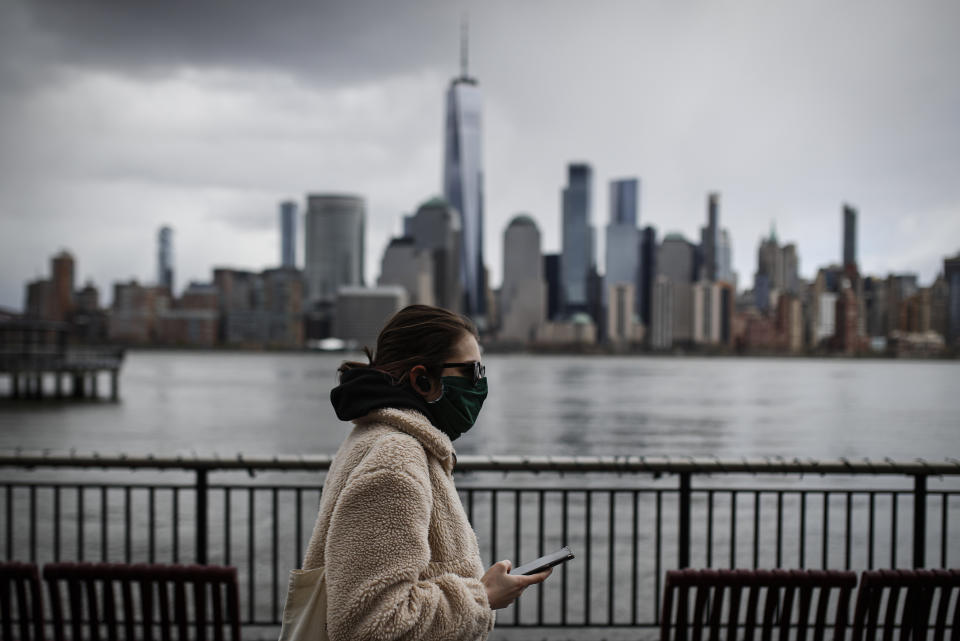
left=0, top=483, right=191, bottom=490
left=4, top=481, right=957, bottom=497
left=1, top=453, right=960, bottom=475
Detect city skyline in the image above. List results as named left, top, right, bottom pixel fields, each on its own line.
left=1, top=1, right=959, bottom=310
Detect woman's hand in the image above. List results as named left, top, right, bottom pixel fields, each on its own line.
left=481, top=560, right=552, bottom=610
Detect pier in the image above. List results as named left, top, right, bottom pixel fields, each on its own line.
left=0, top=319, right=124, bottom=400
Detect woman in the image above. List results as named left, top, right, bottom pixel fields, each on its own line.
left=300, top=305, right=551, bottom=640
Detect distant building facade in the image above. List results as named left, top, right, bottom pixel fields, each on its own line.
left=606, top=282, right=643, bottom=346
left=754, top=227, right=799, bottom=310
left=157, top=227, right=174, bottom=294
left=605, top=178, right=640, bottom=318
left=657, top=233, right=697, bottom=345
left=403, top=197, right=463, bottom=311
left=280, top=200, right=297, bottom=268
left=650, top=275, right=673, bottom=350
left=843, top=204, right=857, bottom=269
left=109, top=280, right=170, bottom=344
left=561, top=163, right=594, bottom=316
left=25, top=279, right=55, bottom=320
left=499, top=215, right=545, bottom=343
left=717, top=229, right=736, bottom=288
left=946, top=253, right=960, bottom=346
left=378, top=237, right=435, bottom=306
left=157, top=281, right=218, bottom=347
left=213, top=267, right=303, bottom=347
left=535, top=313, right=596, bottom=346
left=304, top=194, right=365, bottom=308
left=52, top=251, right=75, bottom=322
left=692, top=281, right=721, bottom=346
left=833, top=280, right=860, bottom=353
left=700, top=193, right=720, bottom=282
left=609, top=178, right=638, bottom=226
left=334, top=286, right=408, bottom=349
left=543, top=254, right=562, bottom=321
left=638, top=226, right=657, bottom=327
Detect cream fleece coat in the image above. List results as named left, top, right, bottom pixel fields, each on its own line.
left=303, top=407, right=495, bottom=641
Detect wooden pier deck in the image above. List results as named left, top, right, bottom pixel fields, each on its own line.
left=0, top=319, right=125, bottom=401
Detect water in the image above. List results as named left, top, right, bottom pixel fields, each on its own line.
left=0, top=351, right=957, bottom=461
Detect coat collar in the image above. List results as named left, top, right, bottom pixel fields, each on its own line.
left=359, top=407, right=457, bottom=474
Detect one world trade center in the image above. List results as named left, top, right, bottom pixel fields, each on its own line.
left=443, top=22, right=486, bottom=325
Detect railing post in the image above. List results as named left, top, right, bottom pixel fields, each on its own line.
left=679, top=472, right=691, bottom=569
left=913, top=474, right=926, bottom=568
left=196, top=468, right=208, bottom=565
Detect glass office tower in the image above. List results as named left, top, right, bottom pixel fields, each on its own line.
left=561, top=163, right=593, bottom=313
left=443, top=56, right=485, bottom=323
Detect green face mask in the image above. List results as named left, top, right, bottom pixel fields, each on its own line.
left=428, top=376, right=488, bottom=441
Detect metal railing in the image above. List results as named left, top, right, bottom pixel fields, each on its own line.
left=1, top=453, right=959, bottom=637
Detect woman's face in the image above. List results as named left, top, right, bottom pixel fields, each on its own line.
left=440, top=332, right=482, bottom=380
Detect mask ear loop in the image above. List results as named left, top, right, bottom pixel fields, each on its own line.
left=426, top=381, right=445, bottom=404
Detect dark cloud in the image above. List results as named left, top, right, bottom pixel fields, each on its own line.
left=1, top=0, right=959, bottom=309
left=19, top=0, right=458, bottom=85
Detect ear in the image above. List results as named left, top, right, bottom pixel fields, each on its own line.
left=408, top=365, right=441, bottom=401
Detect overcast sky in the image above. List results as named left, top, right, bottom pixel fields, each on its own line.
left=1, top=0, right=959, bottom=310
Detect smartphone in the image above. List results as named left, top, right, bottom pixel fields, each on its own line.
left=509, top=546, right=575, bottom=575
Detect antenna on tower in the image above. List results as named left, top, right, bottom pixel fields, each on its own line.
left=460, top=13, right=469, bottom=78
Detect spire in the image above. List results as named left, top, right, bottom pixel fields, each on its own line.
left=770, top=220, right=778, bottom=243
left=460, top=14, right=469, bottom=78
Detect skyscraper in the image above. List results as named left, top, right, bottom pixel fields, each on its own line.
left=500, top=215, right=545, bottom=342
left=443, top=22, right=485, bottom=323
left=755, top=228, right=782, bottom=311
left=561, top=163, right=593, bottom=315
left=157, top=226, right=174, bottom=293
left=658, top=234, right=697, bottom=344
left=716, top=229, right=736, bottom=288
left=304, top=194, right=365, bottom=307
left=609, top=178, right=638, bottom=226
left=605, top=178, right=640, bottom=311
left=843, top=204, right=857, bottom=268
left=638, top=226, right=657, bottom=326
left=700, top=193, right=720, bottom=281
left=280, top=200, right=296, bottom=268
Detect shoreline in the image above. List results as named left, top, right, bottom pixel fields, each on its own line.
left=104, top=343, right=959, bottom=361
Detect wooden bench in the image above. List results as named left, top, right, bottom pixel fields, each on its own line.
left=851, top=569, right=960, bottom=641
left=0, top=561, right=44, bottom=641
left=661, top=568, right=858, bottom=641
left=43, top=562, right=241, bottom=641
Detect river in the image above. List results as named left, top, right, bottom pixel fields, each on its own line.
left=1, top=351, right=957, bottom=461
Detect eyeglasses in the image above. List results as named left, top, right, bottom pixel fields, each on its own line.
left=442, top=361, right=486, bottom=385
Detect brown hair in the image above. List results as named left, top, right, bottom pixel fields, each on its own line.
left=339, top=305, right=478, bottom=382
